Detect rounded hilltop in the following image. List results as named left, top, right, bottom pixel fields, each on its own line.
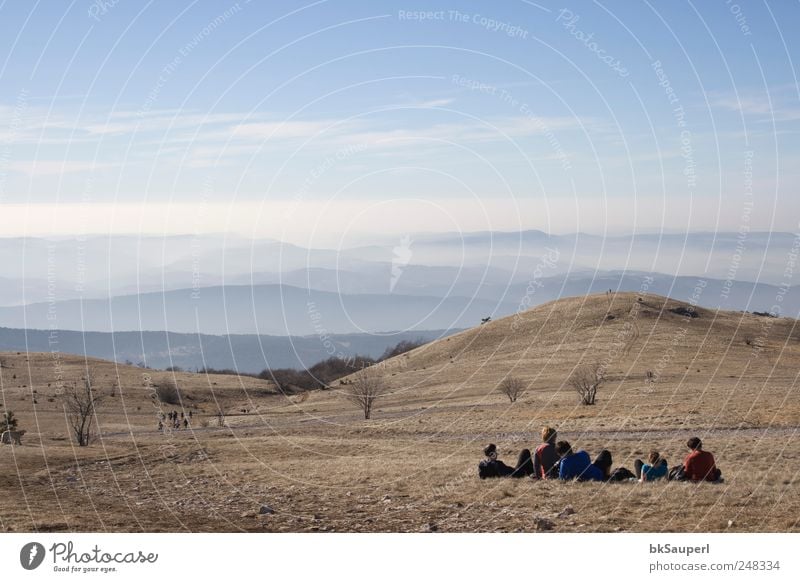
left=327, top=291, right=798, bottom=426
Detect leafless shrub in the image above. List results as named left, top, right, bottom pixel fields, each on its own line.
left=498, top=376, right=527, bottom=403
left=62, top=370, right=104, bottom=446
left=568, top=363, right=604, bottom=405
left=344, top=372, right=388, bottom=419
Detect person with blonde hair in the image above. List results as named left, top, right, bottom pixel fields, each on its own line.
left=533, top=426, right=559, bottom=479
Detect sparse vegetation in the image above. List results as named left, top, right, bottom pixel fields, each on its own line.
left=568, top=363, right=604, bottom=405
left=379, top=338, right=426, bottom=360
left=498, top=376, right=526, bottom=403
left=344, top=372, right=388, bottom=419
left=259, top=339, right=430, bottom=393
left=62, top=371, right=104, bottom=446
left=260, top=355, right=375, bottom=392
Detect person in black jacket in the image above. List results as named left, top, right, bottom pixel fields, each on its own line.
left=478, top=444, right=534, bottom=479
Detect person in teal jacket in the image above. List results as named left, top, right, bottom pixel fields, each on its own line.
left=635, top=450, right=668, bottom=481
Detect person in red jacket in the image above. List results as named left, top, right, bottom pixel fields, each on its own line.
left=683, top=437, right=722, bottom=482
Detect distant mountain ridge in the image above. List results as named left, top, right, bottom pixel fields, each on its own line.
left=0, top=327, right=457, bottom=373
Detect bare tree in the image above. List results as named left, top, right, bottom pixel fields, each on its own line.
left=568, top=363, right=604, bottom=405
left=498, top=376, right=527, bottom=403
left=63, top=370, right=104, bottom=446
left=344, top=372, right=388, bottom=419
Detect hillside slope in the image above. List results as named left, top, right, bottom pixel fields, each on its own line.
left=0, top=352, right=279, bottom=438
left=328, top=292, right=800, bottom=428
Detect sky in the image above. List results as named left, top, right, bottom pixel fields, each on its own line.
left=0, top=0, right=798, bottom=245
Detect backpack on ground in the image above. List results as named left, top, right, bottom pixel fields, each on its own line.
left=608, top=467, right=635, bottom=481
left=668, top=465, right=687, bottom=481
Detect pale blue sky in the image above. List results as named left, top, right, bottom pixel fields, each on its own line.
left=0, top=1, right=798, bottom=240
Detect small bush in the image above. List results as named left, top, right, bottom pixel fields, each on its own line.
left=155, top=381, right=182, bottom=405
left=498, top=376, right=527, bottom=403
left=568, top=363, right=604, bottom=405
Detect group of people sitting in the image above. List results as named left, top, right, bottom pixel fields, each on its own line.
left=478, top=427, right=722, bottom=483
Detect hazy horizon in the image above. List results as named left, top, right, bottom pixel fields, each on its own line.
left=2, top=2, right=798, bottom=246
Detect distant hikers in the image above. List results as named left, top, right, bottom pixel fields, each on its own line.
left=635, top=451, right=668, bottom=482
left=556, top=441, right=604, bottom=481
left=478, top=444, right=534, bottom=479
left=157, top=409, right=196, bottom=432
left=533, top=426, right=559, bottom=479
left=680, top=437, right=722, bottom=482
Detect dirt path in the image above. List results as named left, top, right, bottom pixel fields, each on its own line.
left=96, top=419, right=800, bottom=444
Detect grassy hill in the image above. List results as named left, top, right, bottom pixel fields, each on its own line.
left=1, top=292, right=798, bottom=533
left=316, top=292, right=800, bottom=429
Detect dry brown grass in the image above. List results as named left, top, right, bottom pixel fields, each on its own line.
left=1, top=293, right=799, bottom=533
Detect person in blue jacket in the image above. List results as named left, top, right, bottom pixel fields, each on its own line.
left=556, top=441, right=604, bottom=481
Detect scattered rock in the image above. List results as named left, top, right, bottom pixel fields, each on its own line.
left=423, top=522, right=438, bottom=532
left=532, top=516, right=555, bottom=531
left=241, top=511, right=256, bottom=518
left=727, top=520, right=735, bottom=528
left=258, top=505, right=275, bottom=515
left=557, top=505, right=575, bottom=518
